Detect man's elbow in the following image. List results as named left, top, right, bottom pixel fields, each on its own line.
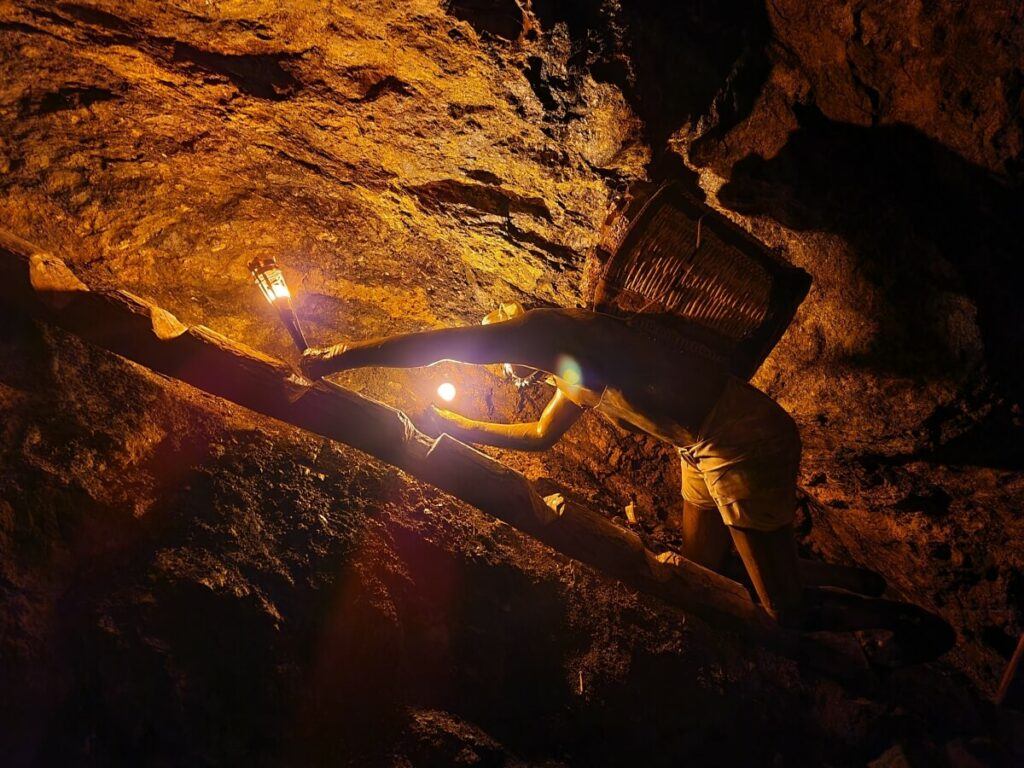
left=497, top=423, right=556, bottom=452
left=528, top=424, right=559, bottom=451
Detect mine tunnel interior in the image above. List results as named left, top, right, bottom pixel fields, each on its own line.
left=1, top=0, right=1022, bottom=766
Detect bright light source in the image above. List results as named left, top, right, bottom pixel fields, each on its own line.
left=247, top=255, right=308, bottom=351
left=437, top=382, right=457, bottom=402
left=248, top=256, right=292, bottom=304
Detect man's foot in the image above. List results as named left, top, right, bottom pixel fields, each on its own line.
left=807, top=589, right=955, bottom=665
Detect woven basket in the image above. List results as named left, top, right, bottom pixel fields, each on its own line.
left=591, top=182, right=811, bottom=380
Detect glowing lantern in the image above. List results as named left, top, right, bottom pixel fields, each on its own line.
left=436, top=382, right=457, bottom=402
left=247, top=256, right=308, bottom=351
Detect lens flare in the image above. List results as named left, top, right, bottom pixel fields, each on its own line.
left=437, top=382, right=457, bottom=402
left=556, top=355, right=583, bottom=387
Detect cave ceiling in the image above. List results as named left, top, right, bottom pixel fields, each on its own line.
left=1, top=0, right=1023, bottom=765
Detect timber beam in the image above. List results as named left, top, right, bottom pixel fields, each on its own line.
left=0, top=230, right=785, bottom=643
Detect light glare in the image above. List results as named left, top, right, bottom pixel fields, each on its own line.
left=557, top=355, right=582, bottom=387
left=249, top=257, right=292, bottom=305
left=437, top=382, right=457, bottom=402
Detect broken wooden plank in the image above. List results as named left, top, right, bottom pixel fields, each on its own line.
left=0, top=230, right=782, bottom=642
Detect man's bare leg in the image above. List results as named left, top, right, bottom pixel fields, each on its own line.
left=728, top=523, right=896, bottom=628
left=678, top=501, right=733, bottom=570
left=727, top=524, right=805, bottom=625
left=673, top=505, right=886, bottom=596
left=728, top=523, right=954, bottom=662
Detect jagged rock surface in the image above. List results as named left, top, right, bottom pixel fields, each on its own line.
left=1, top=0, right=1022, bottom=765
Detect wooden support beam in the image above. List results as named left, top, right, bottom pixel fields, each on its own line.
left=997, top=632, right=1024, bottom=707
left=0, top=230, right=784, bottom=643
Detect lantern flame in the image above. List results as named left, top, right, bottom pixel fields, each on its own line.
left=247, top=255, right=308, bottom=351
left=248, top=256, right=292, bottom=304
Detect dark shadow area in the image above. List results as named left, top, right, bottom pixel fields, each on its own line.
left=18, top=85, right=119, bottom=117
left=530, top=0, right=771, bottom=151
left=171, top=43, right=302, bottom=101
left=920, top=396, right=1024, bottom=471
left=444, top=0, right=525, bottom=40
left=719, top=105, right=1024, bottom=396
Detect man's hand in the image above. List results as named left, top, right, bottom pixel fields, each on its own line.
left=300, top=343, right=348, bottom=380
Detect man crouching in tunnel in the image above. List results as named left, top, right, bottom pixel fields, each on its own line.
left=300, top=283, right=954, bottom=665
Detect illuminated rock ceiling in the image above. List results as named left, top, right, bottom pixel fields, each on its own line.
left=1, top=1, right=1022, bottom=764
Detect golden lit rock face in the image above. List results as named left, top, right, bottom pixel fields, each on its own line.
left=2, top=0, right=1024, bottom=764
left=764, top=0, right=1023, bottom=176
left=0, top=0, right=665, bottom=529
left=0, top=1, right=652, bottom=499
left=0, top=0, right=644, bottom=336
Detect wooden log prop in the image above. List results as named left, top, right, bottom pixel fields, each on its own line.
left=0, top=230, right=784, bottom=643
left=996, top=632, right=1024, bottom=707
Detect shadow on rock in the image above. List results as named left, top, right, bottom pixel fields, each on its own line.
left=719, top=105, right=1024, bottom=397
left=530, top=0, right=771, bottom=150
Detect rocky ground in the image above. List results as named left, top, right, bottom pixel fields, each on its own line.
left=1, top=0, right=1022, bottom=765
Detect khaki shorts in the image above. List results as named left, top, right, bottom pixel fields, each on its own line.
left=678, top=377, right=801, bottom=532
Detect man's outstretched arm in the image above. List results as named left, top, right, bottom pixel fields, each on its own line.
left=433, top=389, right=584, bottom=451
left=301, top=310, right=556, bottom=378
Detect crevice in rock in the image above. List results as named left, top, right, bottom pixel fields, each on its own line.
left=0, top=20, right=50, bottom=37
left=27, top=2, right=137, bottom=46
left=503, top=221, right=578, bottom=269
left=443, top=0, right=526, bottom=40
left=170, top=43, right=303, bottom=101
left=893, top=488, right=953, bottom=519
left=54, top=2, right=134, bottom=34
left=408, top=179, right=552, bottom=221
left=528, top=0, right=772, bottom=152
left=523, top=55, right=562, bottom=113
left=353, top=74, right=414, bottom=103
left=462, top=168, right=505, bottom=185
left=23, top=4, right=306, bottom=103
left=18, top=85, right=120, bottom=117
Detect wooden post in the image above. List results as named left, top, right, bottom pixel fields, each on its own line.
left=0, top=230, right=782, bottom=643
left=997, top=633, right=1024, bottom=707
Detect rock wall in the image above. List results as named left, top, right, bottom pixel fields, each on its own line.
left=679, top=0, right=1024, bottom=702
left=1, top=0, right=1022, bottom=764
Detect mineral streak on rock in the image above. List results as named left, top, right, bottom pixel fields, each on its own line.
left=1, top=0, right=1023, bottom=765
